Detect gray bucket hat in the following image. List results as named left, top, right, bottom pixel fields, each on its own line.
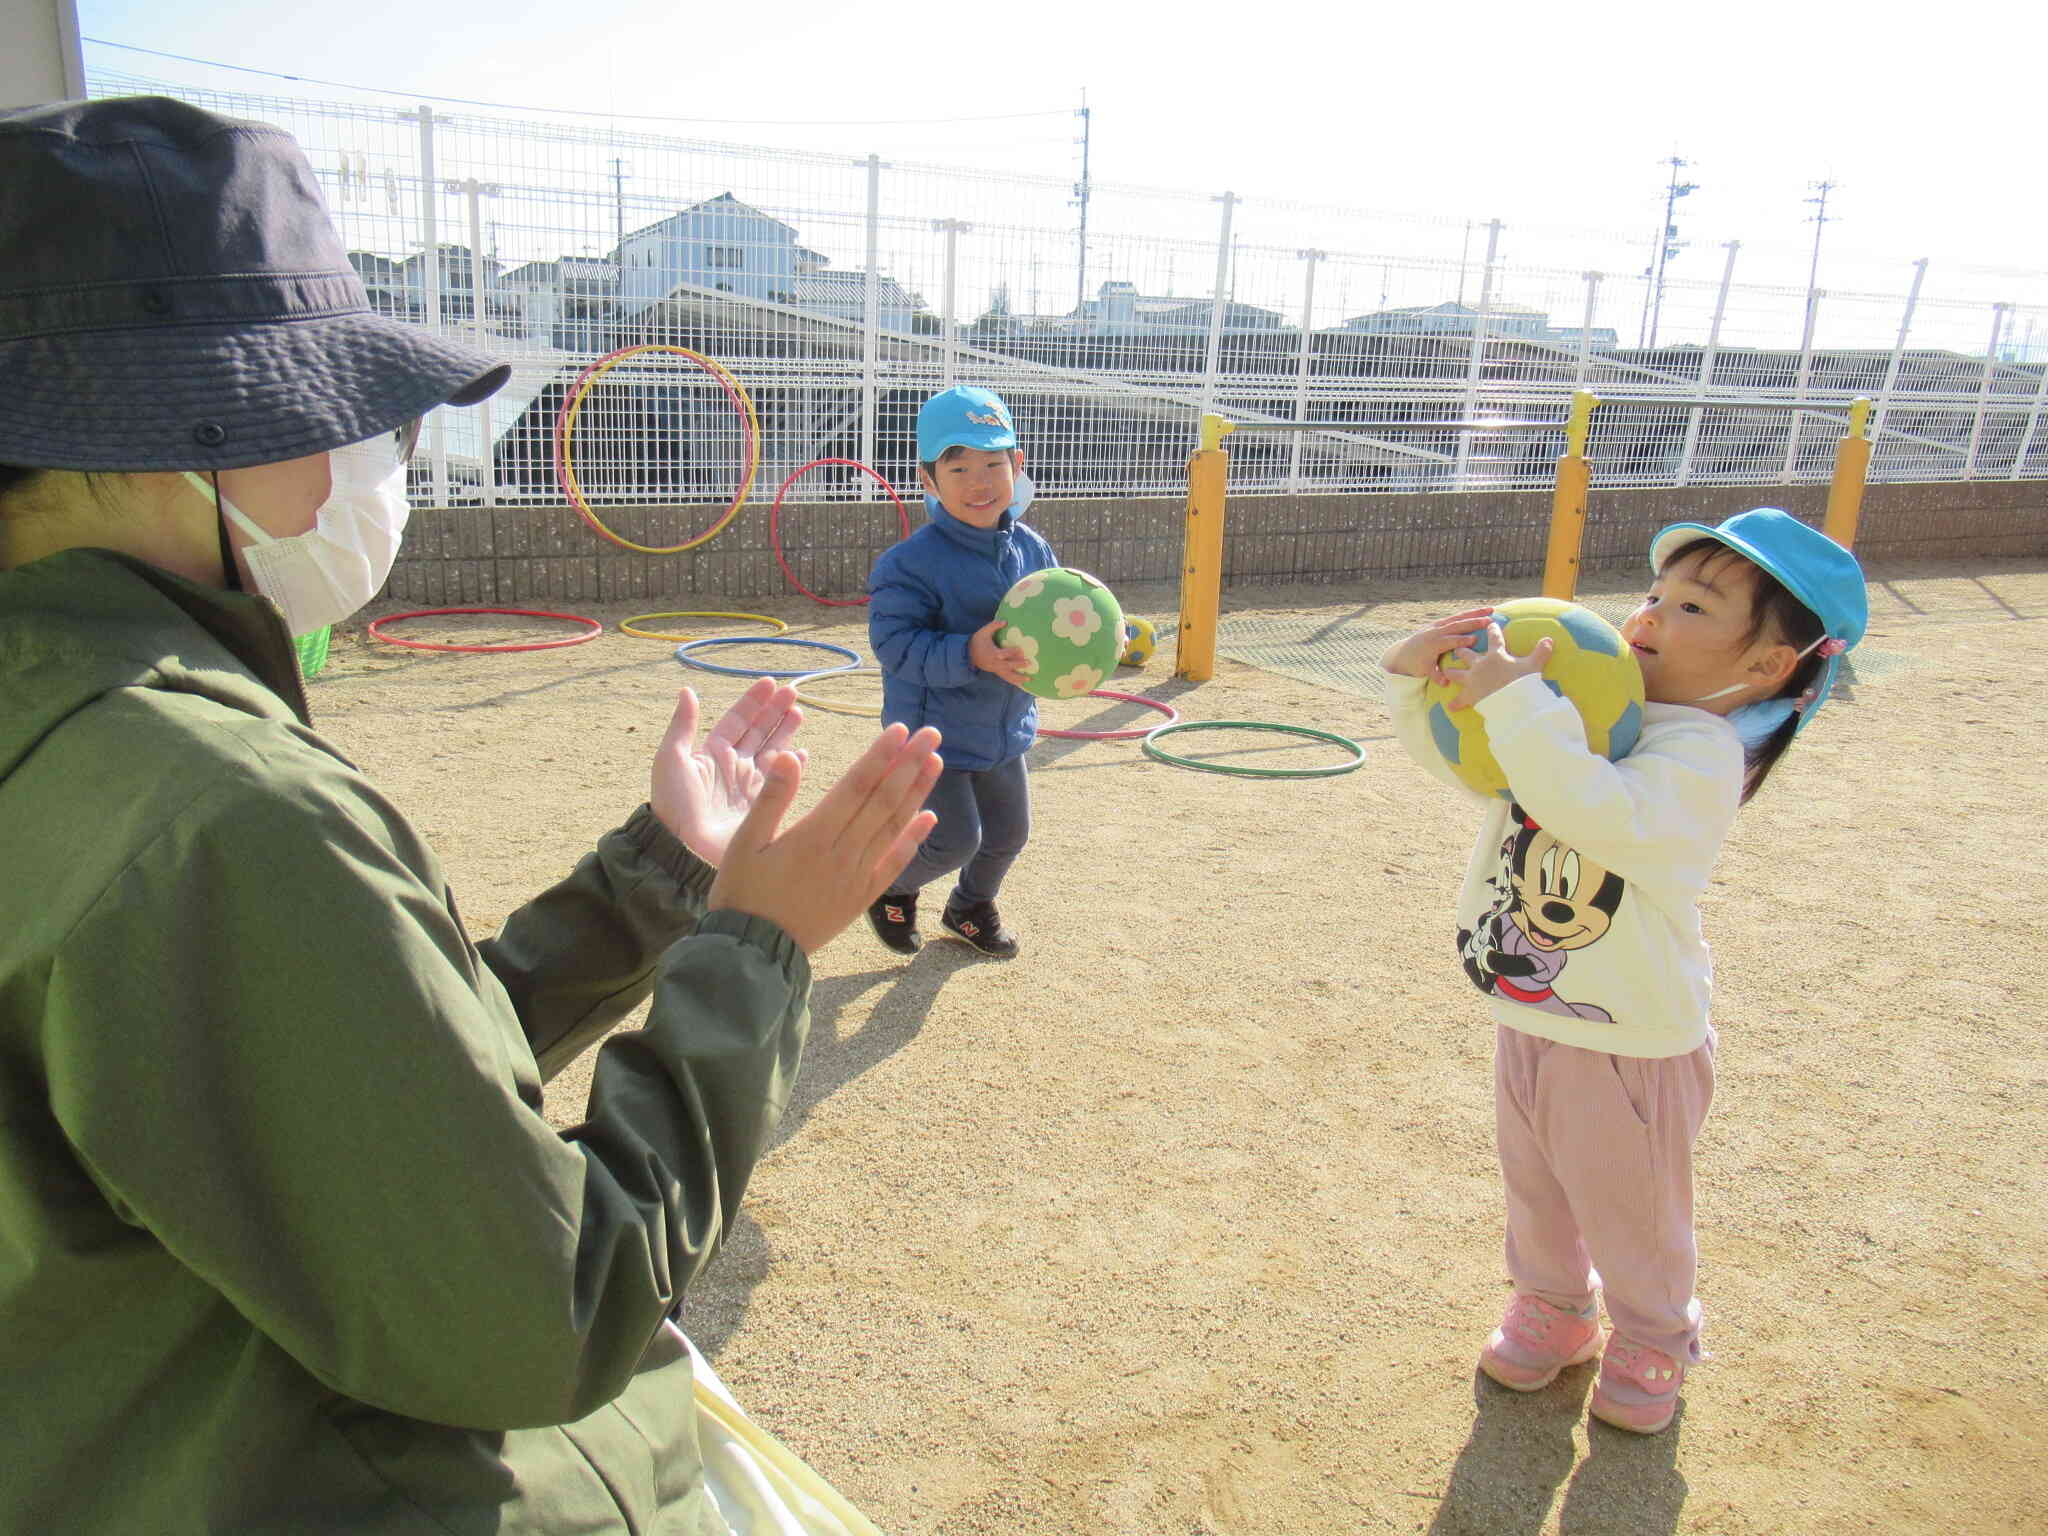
left=0, top=95, right=509, bottom=472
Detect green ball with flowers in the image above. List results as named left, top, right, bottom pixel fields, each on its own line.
left=995, top=567, right=1126, bottom=700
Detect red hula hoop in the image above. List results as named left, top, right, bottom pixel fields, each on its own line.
left=367, top=606, right=604, bottom=653
left=551, top=345, right=759, bottom=555
left=1034, top=689, right=1181, bottom=742
left=770, top=457, right=912, bottom=606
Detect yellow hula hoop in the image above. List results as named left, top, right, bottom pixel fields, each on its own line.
left=790, top=666, right=882, bottom=718
left=555, top=343, right=762, bottom=555
left=618, top=610, right=789, bottom=642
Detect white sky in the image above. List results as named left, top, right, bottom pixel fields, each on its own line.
left=77, top=0, right=2047, bottom=352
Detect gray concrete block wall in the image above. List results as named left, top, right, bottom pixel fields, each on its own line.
left=383, top=481, right=2048, bottom=608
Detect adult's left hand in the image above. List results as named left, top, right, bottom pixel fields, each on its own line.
left=650, top=678, right=807, bottom=865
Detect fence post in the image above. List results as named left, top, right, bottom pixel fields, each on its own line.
left=1872, top=257, right=1926, bottom=448
left=1824, top=399, right=1873, bottom=549
left=1964, top=302, right=2010, bottom=479
left=1542, top=391, right=1600, bottom=601
left=1677, top=240, right=1740, bottom=487
left=1574, top=271, right=1601, bottom=389
left=1453, top=218, right=1502, bottom=490
left=1200, top=192, right=1237, bottom=416
left=2008, top=342, right=2048, bottom=481
left=1778, top=286, right=1822, bottom=482
left=860, top=153, right=881, bottom=486
left=406, top=105, right=450, bottom=508
left=455, top=177, right=500, bottom=507
left=1176, top=413, right=1234, bottom=683
left=1288, top=249, right=1324, bottom=491
left=932, top=218, right=971, bottom=387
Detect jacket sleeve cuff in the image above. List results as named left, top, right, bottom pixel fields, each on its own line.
left=692, top=906, right=812, bottom=994
left=1473, top=673, right=1561, bottom=730
left=611, top=803, right=717, bottom=913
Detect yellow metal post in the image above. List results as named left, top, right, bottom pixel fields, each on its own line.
left=1176, top=413, right=1234, bottom=682
left=1541, top=391, right=1600, bottom=601
left=1824, top=398, right=1873, bottom=551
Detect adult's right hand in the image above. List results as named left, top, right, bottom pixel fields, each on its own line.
left=706, top=724, right=944, bottom=954
left=969, top=617, right=1034, bottom=690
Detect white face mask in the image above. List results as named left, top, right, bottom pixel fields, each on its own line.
left=1691, top=633, right=1840, bottom=746
left=186, top=435, right=410, bottom=635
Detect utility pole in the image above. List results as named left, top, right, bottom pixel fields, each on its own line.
left=1802, top=178, right=1837, bottom=343
left=1073, top=90, right=1092, bottom=312
left=1642, top=154, right=1698, bottom=350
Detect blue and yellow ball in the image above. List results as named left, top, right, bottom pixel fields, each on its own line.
left=1424, top=597, right=1645, bottom=799
left=1119, top=615, right=1156, bottom=668
left=996, top=567, right=1126, bottom=700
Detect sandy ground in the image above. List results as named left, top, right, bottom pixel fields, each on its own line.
left=321, top=556, right=2048, bottom=1535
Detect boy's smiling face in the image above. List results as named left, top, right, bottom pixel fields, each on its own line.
left=919, top=446, right=1025, bottom=529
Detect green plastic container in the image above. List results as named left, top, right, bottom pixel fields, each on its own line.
left=293, top=626, right=332, bottom=680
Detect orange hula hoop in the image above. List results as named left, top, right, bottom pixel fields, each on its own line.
left=552, top=343, right=761, bottom=555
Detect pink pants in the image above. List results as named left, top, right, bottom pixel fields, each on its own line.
left=1493, top=1023, right=1716, bottom=1363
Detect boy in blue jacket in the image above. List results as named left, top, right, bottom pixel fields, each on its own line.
left=865, top=385, right=1055, bottom=958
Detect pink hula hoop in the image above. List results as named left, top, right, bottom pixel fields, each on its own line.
left=770, top=457, right=912, bottom=606
left=367, top=606, right=604, bottom=653
left=1035, top=689, right=1181, bottom=742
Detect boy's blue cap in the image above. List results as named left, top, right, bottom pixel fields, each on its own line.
left=1650, top=506, right=1869, bottom=732
left=917, top=385, right=1016, bottom=463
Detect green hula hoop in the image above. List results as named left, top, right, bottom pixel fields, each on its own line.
left=1141, top=719, right=1366, bottom=778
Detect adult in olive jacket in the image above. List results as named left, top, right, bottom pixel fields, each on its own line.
left=0, top=96, right=940, bottom=1534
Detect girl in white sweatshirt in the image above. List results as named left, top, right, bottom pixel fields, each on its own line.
left=1382, top=508, right=1867, bottom=1433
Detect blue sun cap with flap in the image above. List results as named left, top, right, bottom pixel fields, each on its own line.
left=916, top=384, right=1017, bottom=464
left=1648, top=506, right=1869, bottom=732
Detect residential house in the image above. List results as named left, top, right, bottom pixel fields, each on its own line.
left=500, top=256, right=620, bottom=349
left=346, top=252, right=410, bottom=319
left=791, top=268, right=923, bottom=334
left=396, top=243, right=501, bottom=325
left=612, top=193, right=801, bottom=316
left=1339, top=301, right=1552, bottom=339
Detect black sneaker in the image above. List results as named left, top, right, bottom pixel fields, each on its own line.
left=866, top=892, right=922, bottom=955
left=938, top=897, right=1020, bottom=959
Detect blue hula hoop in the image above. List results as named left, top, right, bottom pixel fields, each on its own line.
left=672, top=635, right=863, bottom=679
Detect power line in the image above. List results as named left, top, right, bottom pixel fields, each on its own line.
left=81, top=38, right=1072, bottom=127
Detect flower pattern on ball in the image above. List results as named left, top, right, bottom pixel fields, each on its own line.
left=999, top=628, right=1041, bottom=675
left=1005, top=573, right=1047, bottom=604
left=1050, top=596, right=1103, bottom=645
left=1051, top=664, right=1105, bottom=698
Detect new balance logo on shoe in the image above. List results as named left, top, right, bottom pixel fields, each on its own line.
left=938, top=899, right=1020, bottom=959
left=866, top=893, right=922, bottom=956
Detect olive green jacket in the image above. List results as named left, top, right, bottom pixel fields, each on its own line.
left=0, top=550, right=811, bottom=1533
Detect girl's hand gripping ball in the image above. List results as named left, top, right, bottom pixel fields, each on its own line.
left=1424, top=596, right=1646, bottom=799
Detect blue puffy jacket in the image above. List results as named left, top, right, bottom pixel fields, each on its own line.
left=868, top=493, right=1058, bottom=771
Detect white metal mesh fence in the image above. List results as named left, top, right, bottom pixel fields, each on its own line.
left=87, top=69, right=2048, bottom=506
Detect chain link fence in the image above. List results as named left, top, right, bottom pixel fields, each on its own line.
left=91, top=69, right=2048, bottom=515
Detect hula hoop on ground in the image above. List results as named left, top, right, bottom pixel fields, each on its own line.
left=673, top=635, right=862, bottom=680
left=789, top=666, right=882, bottom=718
left=367, top=606, right=604, bottom=653
left=619, top=610, right=789, bottom=642
left=553, top=343, right=761, bottom=555
left=1141, top=719, right=1366, bottom=778
left=770, top=457, right=911, bottom=607
left=1034, top=689, right=1181, bottom=742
